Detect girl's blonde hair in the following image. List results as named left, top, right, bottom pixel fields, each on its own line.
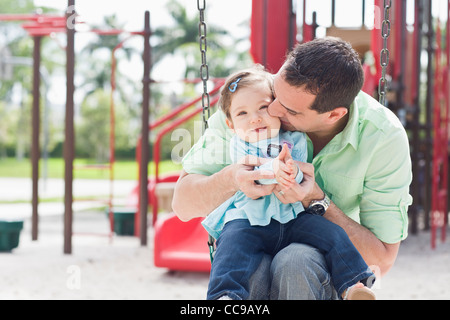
left=218, top=64, right=274, bottom=120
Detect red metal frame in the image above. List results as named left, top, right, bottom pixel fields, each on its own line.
left=0, top=13, right=150, bottom=243
left=250, top=0, right=296, bottom=73
left=431, top=19, right=449, bottom=249
left=108, top=34, right=146, bottom=237
left=141, top=80, right=224, bottom=272
left=0, top=14, right=66, bottom=36
left=151, top=95, right=221, bottom=223
left=133, top=79, right=225, bottom=236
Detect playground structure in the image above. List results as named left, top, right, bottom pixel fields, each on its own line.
left=0, top=0, right=449, bottom=268
left=153, top=0, right=449, bottom=270
left=293, top=0, right=450, bottom=249
left=0, top=4, right=151, bottom=253
left=153, top=0, right=450, bottom=271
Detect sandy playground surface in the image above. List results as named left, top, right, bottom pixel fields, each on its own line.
left=0, top=178, right=449, bottom=300
left=1, top=211, right=449, bottom=300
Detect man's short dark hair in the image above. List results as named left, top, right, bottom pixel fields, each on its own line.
left=282, top=37, right=364, bottom=113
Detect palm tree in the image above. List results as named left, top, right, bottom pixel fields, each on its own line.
left=0, top=0, right=61, bottom=160
left=152, top=0, right=250, bottom=79
left=76, top=14, right=140, bottom=161
left=79, top=14, right=137, bottom=99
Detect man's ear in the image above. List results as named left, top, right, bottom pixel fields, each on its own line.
left=327, top=107, right=348, bottom=124
left=225, top=118, right=234, bottom=130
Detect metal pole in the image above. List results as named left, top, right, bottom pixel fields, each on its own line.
left=362, top=0, right=366, bottom=26
left=424, top=0, right=434, bottom=230
left=288, top=0, right=295, bottom=50
left=312, top=11, right=318, bottom=39
left=31, top=35, right=41, bottom=241
left=64, top=0, right=75, bottom=254
left=331, top=0, right=336, bottom=26
left=302, top=0, right=306, bottom=42
left=139, top=11, right=151, bottom=246
left=396, top=0, right=407, bottom=122
left=410, top=0, right=424, bottom=234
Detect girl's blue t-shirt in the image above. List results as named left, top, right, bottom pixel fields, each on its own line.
left=202, top=131, right=308, bottom=240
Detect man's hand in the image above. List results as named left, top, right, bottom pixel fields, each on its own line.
left=235, top=155, right=276, bottom=199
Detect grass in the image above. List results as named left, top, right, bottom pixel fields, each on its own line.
left=0, top=157, right=182, bottom=180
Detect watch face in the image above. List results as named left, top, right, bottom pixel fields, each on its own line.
left=311, top=204, right=325, bottom=216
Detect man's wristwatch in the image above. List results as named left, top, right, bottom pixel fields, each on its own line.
left=306, top=193, right=331, bottom=216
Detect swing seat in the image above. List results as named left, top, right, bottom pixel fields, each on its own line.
left=154, top=212, right=211, bottom=272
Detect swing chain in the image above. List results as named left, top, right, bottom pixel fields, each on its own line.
left=379, top=0, right=391, bottom=106
left=198, top=0, right=210, bottom=132
left=198, top=0, right=216, bottom=263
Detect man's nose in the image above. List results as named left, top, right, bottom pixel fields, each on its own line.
left=268, top=99, right=285, bottom=117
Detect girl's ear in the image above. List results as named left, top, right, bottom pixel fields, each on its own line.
left=327, top=107, right=348, bottom=124
left=225, top=118, right=234, bottom=130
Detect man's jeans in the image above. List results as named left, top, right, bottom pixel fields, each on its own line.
left=207, top=214, right=374, bottom=300
left=249, top=243, right=340, bottom=300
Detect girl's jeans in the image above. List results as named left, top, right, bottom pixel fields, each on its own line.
left=207, top=213, right=374, bottom=300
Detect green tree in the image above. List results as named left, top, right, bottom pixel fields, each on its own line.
left=76, top=14, right=142, bottom=160
left=0, top=100, right=19, bottom=158
left=76, top=88, right=132, bottom=162
left=152, top=0, right=251, bottom=79
left=0, top=0, right=62, bottom=160
left=79, top=14, right=137, bottom=101
left=0, top=0, right=34, bottom=103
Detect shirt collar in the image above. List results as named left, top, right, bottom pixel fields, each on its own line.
left=340, top=98, right=360, bottom=150
left=324, top=94, right=361, bottom=154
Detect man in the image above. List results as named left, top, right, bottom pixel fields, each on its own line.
left=172, top=37, right=412, bottom=299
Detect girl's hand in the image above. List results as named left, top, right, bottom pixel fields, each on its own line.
left=273, top=144, right=297, bottom=190
left=274, top=161, right=324, bottom=207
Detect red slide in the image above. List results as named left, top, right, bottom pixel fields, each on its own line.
left=154, top=213, right=211, bottom=272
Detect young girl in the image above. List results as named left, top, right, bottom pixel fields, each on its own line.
left=202, top=65, right=376, bottom=300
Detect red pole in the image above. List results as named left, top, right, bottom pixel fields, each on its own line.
left=431, top=23, right=440, bottom=249
left=443, top=0, right=450, bottom=242
left=151, top=95, right=220, bottom=226
left=372, top=0, right=384, bottom=80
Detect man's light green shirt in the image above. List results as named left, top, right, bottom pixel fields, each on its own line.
left=182, top=91, right=413, bottom=244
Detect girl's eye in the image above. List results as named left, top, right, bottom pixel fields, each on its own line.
left=237, top=111, right=247, bottom=116
left=260, top=105, right=268, bottom=110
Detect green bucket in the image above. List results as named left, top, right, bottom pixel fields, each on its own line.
left=0, top=220, right=24, bottom=252
left=106, top=208, right=136, bottom=236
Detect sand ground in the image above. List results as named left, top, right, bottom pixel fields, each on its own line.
left=1, top=211, right=449, bottom=300
left=0, top=178, right=449, bottom=300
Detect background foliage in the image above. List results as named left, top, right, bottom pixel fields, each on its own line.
left=0, top=0, right=251, bottom=167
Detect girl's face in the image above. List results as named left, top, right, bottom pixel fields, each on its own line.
left=226, top=82, right=281, bottom=143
